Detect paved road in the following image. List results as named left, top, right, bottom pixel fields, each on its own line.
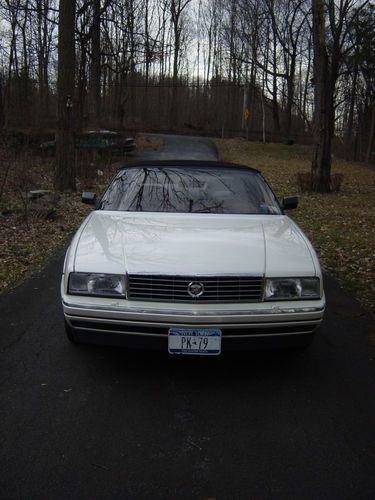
left=1, top=135, right=375, bottom=499
left=130, top=133, right=219, bottom=161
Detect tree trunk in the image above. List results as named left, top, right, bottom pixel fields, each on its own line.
left=36, top=0, right=51, bottom=123
left=54, top=0, right=76, bottom=192
left=90, top=0, right=101, bottom=125
left=271, top=27, right=281, bottom=137
left=302, top=37, right=312, bottom=131
left=169, top=0, right=192, bottom=130
left=170, top=23, right=180, bottom=130
left=285, top=56, right=296, bottom=138
left=272, top=73, right=281, bottom=137
left=0, top=78, right=4, bottom=128
left=76, top=36, right=87, bottom=133
left=42, top=0, right=51, bottom=117
left=261, top=76, right=266, bottom=143
left=143, top=0, right=150, bottom=122
left=365, top=104, right=375, bottom=163
left=248, top=60, right=256, bottom=133
left=311, top=0, right=331, bottom=193
left=344, top=63, right=358, bottom=157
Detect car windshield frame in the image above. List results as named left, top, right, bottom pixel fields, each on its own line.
left=97, top=163, right=283, bottom=215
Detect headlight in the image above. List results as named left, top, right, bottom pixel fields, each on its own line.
left=265, top=277, right=320, bottom=300
left=68, top=272, right=126, bottom=298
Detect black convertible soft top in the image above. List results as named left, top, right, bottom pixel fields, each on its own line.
left=117, top=159, right=261, bottom=175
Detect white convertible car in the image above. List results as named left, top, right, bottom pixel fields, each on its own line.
left=61, top=160, right=325, bottom=354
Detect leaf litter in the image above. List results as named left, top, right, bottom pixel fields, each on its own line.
left=216, top=138, right=375, bottom=314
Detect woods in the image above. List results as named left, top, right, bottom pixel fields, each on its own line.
left=0, top=0, right=374, bottom=186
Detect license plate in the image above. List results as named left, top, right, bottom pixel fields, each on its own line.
left=168, top=328, right=222, bottom=355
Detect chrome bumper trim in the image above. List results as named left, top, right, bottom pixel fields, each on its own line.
left=63, top=300, right=324, bottom=317
left=65, top=315, right=322, bottom=339
left=70, top=327, right=318, bottom=339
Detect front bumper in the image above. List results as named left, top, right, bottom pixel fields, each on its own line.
left=62, top=282, right=325, bottom=350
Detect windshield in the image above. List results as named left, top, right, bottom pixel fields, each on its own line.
left=98, top=166, right=281, bottom=215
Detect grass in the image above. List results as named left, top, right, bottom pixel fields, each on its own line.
left=215, top=138, right=375, bottom=315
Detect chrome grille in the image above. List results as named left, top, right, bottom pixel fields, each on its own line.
left=128, top=275, right=264, bottom=303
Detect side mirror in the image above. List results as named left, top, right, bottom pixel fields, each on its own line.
left=82, top=191, right=97, bottom=205
left=282, top=195, right=299, bottom=210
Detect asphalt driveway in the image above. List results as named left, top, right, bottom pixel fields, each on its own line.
left=1, top=135, right=375, bottom=499
left=131, top=133, right=219, bottom=161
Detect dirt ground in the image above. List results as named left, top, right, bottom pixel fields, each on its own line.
left=0, top=133, right=163, bottom=292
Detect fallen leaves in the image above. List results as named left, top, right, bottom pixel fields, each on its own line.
left=0, top=133, right=162, bottom=295
left=216, top=138, right=375, bottom=313
left=0, top=193, right=91, bottom=292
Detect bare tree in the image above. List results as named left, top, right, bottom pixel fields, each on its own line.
left=90, top=0, right=101, bottom=124
left=54, top=0, right=76, bottom=192
left=168, top=0, right=193, bottom=128
left=33, top=0, right=57, bottom=122
left=311, top=0, right=370, bottom=192
left=311, top=0, right=331, bottom=192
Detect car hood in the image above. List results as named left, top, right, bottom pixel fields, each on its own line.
left=73, top=211, right=317, bottom=277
